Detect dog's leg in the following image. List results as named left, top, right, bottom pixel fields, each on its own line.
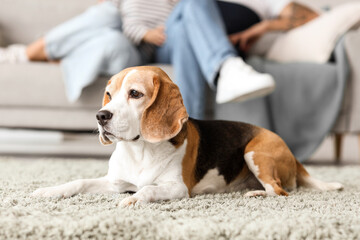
left=244, top=151, right=288, bottom=197
left=119, top=181, right=188, bottom=207
left=32, top=177, right=135, bottom=198
left=243, top=190, right=267, bottom=197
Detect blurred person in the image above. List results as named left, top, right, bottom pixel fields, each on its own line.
left=121, top=0, right=319, bottom=119
left=0, top=0, right=141, bottom=101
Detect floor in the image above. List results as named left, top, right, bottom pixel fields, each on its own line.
left=1, top=156, right=359, bottom=239
left=0, top=131, right=359, bottom=239
left=0, top=129, right=114, bottom=158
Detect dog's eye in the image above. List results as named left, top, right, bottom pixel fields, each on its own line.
left=106, top=92, right=112, bottom=100
left=129, top=89, right=144, bottom=99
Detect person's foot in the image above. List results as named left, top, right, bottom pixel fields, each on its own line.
left=0, top=44, right=28, bottom=63
left=216, top=57, right=275, bottom=104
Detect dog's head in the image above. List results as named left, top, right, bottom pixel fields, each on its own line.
left=96, top=66, right=188, bottom=145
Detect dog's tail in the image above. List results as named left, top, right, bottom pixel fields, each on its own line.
left=295, top=160, right=343, bottom=191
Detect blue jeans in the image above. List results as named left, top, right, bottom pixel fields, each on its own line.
left=45, top=2, right=141, bottom=102
left=156, top=0, right=237, bottom=119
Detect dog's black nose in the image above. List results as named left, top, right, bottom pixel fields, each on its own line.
left=96, top=110, right=113, bottom=126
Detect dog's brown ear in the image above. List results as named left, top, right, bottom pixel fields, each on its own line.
left=141, top=72, right=188, bottom=143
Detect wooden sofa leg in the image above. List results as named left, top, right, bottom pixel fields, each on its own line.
left=334, top=134, right=343, bottom=164
left=359, top=134, right=360, bottom=162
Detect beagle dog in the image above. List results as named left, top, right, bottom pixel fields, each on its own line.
left=33, top=66, right=343, bottom=206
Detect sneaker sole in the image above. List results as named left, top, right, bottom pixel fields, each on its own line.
left=216, top=85, right=275, bottom=104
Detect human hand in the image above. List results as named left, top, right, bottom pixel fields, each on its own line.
left=229, top=21, right=268, bottom=52
left=143, top=26, right=166, bottom=46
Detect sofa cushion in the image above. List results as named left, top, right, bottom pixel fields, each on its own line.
left=0, top=107, right=98, bottom=130
left=266, top=2, right=360, bottom=63
left=0, top=62, right=107, bottom=108
left=248, top=32, right=282, bottom=57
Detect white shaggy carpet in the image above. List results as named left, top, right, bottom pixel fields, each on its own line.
left=0, top=157, right=359, bottom=239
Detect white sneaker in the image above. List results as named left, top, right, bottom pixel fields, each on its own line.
left=0, top=44, right=28, bottom=63
left=216, top=57, right=275, bottom=104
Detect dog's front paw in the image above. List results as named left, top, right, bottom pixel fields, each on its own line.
left=32, top=186, right=75, bottom=198
left=118, top=196, right=144, bottom=207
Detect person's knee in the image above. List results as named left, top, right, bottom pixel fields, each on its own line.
left=100, top=30, right=141, bottom=67
left=182, top=0, right=208, bottom=21
left=167, top=22, right=187, bottom=44
left=183, top=0, right=208, bottom=8
left=99, top=2, right=121, bottom=22
left=86, top=2, right=121, bottom=27
left=101, top=30, right=132, bottom=50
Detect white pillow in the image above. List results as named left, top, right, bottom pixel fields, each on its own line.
left=266, top=2, right=360, bottom=63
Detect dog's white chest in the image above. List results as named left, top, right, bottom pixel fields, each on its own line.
left=106, top=140, right=186, bottom=189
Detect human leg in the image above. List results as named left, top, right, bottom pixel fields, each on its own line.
left=0, top=2, right=121, bottom=63
left=61, top=29, right=141, bottom=102
left=26, top=38, right=47, bottom=61
left=178, top=0, right=237, bottom=85
left=156, top=22, right=208, bottom=119
left=45, top=1, right=122, bottom=60
left=1, top=37, right=49, bottom=63
left=216, top=1, right=261, bottom=58
left=168, top=0, right=276, bottom=103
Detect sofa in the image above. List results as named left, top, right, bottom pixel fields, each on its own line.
left=0, top=0, right=359, bottom=160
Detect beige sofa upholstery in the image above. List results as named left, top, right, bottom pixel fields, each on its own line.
left=0, top=63, right=106, bottom=130
left=0, top=0, right=103, bottom=131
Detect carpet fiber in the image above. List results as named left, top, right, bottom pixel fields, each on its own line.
left=0, top=157, right=359, bottom=239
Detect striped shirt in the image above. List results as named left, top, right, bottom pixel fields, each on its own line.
left=121, top=0, right=178, bottom=45
left=120, top=0, right=289, bottom=60
left=121, top=0, right=179, bottom=61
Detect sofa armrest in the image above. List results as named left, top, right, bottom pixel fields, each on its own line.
left=248, top=32, right=283, bottom=57
left=334, top=28, right=360, bottom=132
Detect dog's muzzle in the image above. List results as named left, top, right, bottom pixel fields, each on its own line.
left=103, top=131, right=140, bottom=142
